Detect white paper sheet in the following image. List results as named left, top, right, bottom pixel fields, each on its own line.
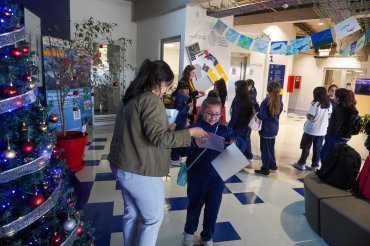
left=198, top=133, right=225, bottom=152
left=211, top=144, right=250, bottom=181
left=165, top=109, right=179, bottom=125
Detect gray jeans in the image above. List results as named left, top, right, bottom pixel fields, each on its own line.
left=110, top=163, right=164, bottom=246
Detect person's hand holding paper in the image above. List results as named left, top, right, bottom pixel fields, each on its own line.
left=198, top=132, right=225, bottom=152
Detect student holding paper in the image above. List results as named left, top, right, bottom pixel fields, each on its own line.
left=255, top=82, right=283, bottom=176
left=179, top=97, right=245, bottom=246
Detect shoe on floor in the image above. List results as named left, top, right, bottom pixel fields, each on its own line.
left=270, top=166, right=278, bottom=172
left=200, top=238, right=214, bottom=246
left=255, top=169, right=269, bottom=176
left=183, top=232, right=194, bottom=246
left=311, top=165, right=319, bottom=172
left=293, top=163, right=306, bottom=171
left=171, top=159, right=181, bottom=167
left=245, top=160, right=253, bottom=168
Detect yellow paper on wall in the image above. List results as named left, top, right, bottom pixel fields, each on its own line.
left=215, top=63, right=228, bottom=82
left=207, top=68, right=218, bottom=82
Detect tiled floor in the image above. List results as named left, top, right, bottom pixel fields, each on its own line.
left=72, top=112, right=368, bottom=246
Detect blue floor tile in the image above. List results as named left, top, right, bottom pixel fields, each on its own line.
left=213, top=221, right=241, bottom=242
left=297, top=178, right=304, bottom=183
left=85, top=160, right=100, bottom=166
left=93, top=138, right=108, bottom=142
left=101, top=154, right=109, bottom=160
left=88, top=145, right=105, bottom=150
left=223, top=185, right=232, bottom=194
left=293, top=188, right=304, bottom=197
left=165, top=197, right=189, bottom=211
left=86, top=142, right=91, bottom=146
left=95, top=172, right=116, bottom=181
left=233, top=192, right=264, bottom=205
left=115, top=181, right=121, bottom=190
left=225, top=175, right=242, bottom=183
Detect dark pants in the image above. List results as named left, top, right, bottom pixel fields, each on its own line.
left=320, top=135, right=349, bottom=161
left=184, top=175, right=224, bottom=242
left=298, top=133, right=324, bottom=167
left=235, top=128, right=253, bottom=159
left=260, top=136, right=276, bottom=171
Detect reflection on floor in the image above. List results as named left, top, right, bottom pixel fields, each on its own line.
left=72, top=112, right=368, bottom=246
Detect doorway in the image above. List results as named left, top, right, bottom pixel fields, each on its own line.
left=323, top=68, right=367, bottom=90
left=161, top=36, right=181, bottom=94
left=228, top=53, right=249, bottom=102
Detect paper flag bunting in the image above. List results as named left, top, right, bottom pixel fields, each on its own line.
left=252, top=37, right=269, bottom=53
left=291, top=37, right=311, bottom=54
left=270, top=41, right=288, bottom=55
left=213, top=20, right=228, bottom=35
left=339, top=44, right=351, bottom=56
left=311, top=28, right=333, bottom=49
left=355, top=34, right=366, bottom=54
left=224, top=28, right=239, bottom=44
left=350, top=41, right=357, bottom=56
left=237, top=34, right=253, bottom=50
left=334, top=16, right=361, bottom=40
left=285, top=45, right=293, bottom=56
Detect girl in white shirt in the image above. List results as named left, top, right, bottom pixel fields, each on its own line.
left=294, top=87, right=332, bottom=171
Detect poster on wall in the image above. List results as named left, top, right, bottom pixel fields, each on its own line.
left=24, top=8, right=43, bottom=87
left=268, top=64, right=286, bottom=93
left=270, top=41, right=288, bottom=55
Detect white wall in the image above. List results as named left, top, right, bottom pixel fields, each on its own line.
left=289, top=54, right=370, bottom=111
left=136, top=8, right=186, bottom=69
left=233, top=23, right=296, bottom=116
left=70, top=0, right=137, bottom=89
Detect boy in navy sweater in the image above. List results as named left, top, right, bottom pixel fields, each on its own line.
left=179, top=97, right=245, bottom=246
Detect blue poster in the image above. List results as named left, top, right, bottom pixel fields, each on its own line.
left=213, top=20, right=228, bottom=35
left=291, top=37, right=311, bottom=54
left=270, top=41, right=288, bottom=55
left=46, top=88, right=92, bottom=131
left=350, top=41, right=357, bottom=55
left=224, top=28, right=239, bottom=44
left=311, top=28, right=333, bottom=49
left=365, top=28, right=370, bottom=45
left=252, top=37, right=269, bottom=53
left=268, top=64, right=286, bottom=90
left=355, top=78, right=370, bottom=95
left=237, top=34, right=253, bottom=50
left=285, top=45, right=293, bottom=56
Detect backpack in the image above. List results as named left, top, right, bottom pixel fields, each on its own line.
left=349, top=113, right=362, bottom=135
left=357, top=155, right=370, bottom=200
left=317, top=143, right=361, bottom=190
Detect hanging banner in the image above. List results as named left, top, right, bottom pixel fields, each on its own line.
left=270, top=41, right=288, bottom=55
left=339, top=44, right=351, bottom=56
left=364, top=28, right=370, bottom=45
left=224, top=28, right=239, bottom=44
left=252, top=37, right=269, bottom=53
left=350, top=41, right=357, bottom=55
left=213, top=20, right=228, bottom=35
left=237, top=34, right=253, bottom=50
left=311, top=28, right=333, bottom=49
left=334, top=16, right=361, bottom=40
left=285, top=45, right=293, bottom=56
left=291, top=37, right=311, bottom=54
left=355, top=34, right=366, bottom=53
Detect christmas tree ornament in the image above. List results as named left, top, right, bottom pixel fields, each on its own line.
left=19, top=121, right=28, bottom=132
left=29, top=194, right=45, bottom=208
left=62, top=58, right=69, bottom=64
left=63, top=218, right=77, bottom=231
left=112, top=81, right=119, bottom=87
left=67, top=200, right=75, bottom=207
left=21, top=46, right=30, bottom=53
left=49, top=113, right=58, bottom=123
left=21, top=140, right=35, bottom=155
left=96, top=53, right=101, bottom=58
left=52, top=146, right=59, bottom=155
left=77, top=225, right=83, bottom=235
left=73, top=90, right=79, bottom=96
left=10, top=48, right=23, bottom=58
left=92, top=60, right=99, bottom=66
left=23, top=73, right=32, bottom=81
left=28, top=81, right=36, bottom=89
left=73, top=107, right=79, bottom=112
left=90, top=242, right=96, bottom=246
left=51, top=232, right=62, bottom=245
left=99, top=44, right=104, bottom=48
left=38, top=122, right=48, bottom=132
left=2, top=145, right=16, bottom=160
left=91, top=91, right=96, bottom=97
left=38, top=103, right=45, bottom=111
left=3, top=85, right=18, bottom=97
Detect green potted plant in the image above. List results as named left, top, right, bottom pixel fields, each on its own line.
left=361, top=114, right=370, bottom=133
left=44, top=17, right=132, bottom=171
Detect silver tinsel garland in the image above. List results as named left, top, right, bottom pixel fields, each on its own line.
left=0, top=88, right=37, bottom=115
left=0, top=27, right=25, bottom=49
left=0, top=182, right=61, bottom=238
left=61, top=221, right=79, bottom=246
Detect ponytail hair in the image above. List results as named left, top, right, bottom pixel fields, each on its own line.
left=123, top=59, right=174, bottom=105
left=267, top=82, right=281, bottom=116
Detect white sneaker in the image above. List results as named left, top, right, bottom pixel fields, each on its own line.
left=200, top=238, right=214, bottom=246
left=171, top=160, right=181, bottom=167
left=245, top=159, right=253, bottom=168
left=183, top=232, right=194, bottom=246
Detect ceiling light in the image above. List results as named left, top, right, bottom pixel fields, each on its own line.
left=282, top=3, right=289, bottom=9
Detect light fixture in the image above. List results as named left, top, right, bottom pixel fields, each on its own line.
left=282, top=3, right=289, bottom=9
left=164, top=43, right=175, bottom=48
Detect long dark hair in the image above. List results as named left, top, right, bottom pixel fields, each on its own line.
left=246, top=79, right=256, bottom=91
left=123, top=59, right=174, bottom=105
left=267, top=82, right=281, bottom=116
left=312, top=87, right=330, bottom=109
left=179, top=65, right=195, bottom=82
left=335, top=88, right=357, bottom=108
left=232, top=80, right=254, bottom=126
left=214, top=78, right=227, bottom=107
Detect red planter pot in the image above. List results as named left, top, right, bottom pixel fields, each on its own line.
left=56, top=131, right=88, bottom=172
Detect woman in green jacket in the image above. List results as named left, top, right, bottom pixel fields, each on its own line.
left=108, top=59, right=207, bottom=246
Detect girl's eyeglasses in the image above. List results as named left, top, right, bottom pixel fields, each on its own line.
left=203, top=111, right=222, bottom=118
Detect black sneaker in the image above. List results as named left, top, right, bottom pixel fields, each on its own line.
left=270, top=166, right=278, bottom=172
left=255, top=169, right=270, bottom=176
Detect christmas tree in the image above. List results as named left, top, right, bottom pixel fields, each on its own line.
left=0, top=2, right=94, bottom=245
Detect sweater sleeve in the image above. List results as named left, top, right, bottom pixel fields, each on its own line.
left=257, top=99, right=268, bottom=120
left=225, top=126, right=246, bottom=153
left=140, top=93, right=192, bottom=148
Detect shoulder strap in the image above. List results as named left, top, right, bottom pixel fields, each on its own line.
left=187, top=125, right=219, bottom=171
